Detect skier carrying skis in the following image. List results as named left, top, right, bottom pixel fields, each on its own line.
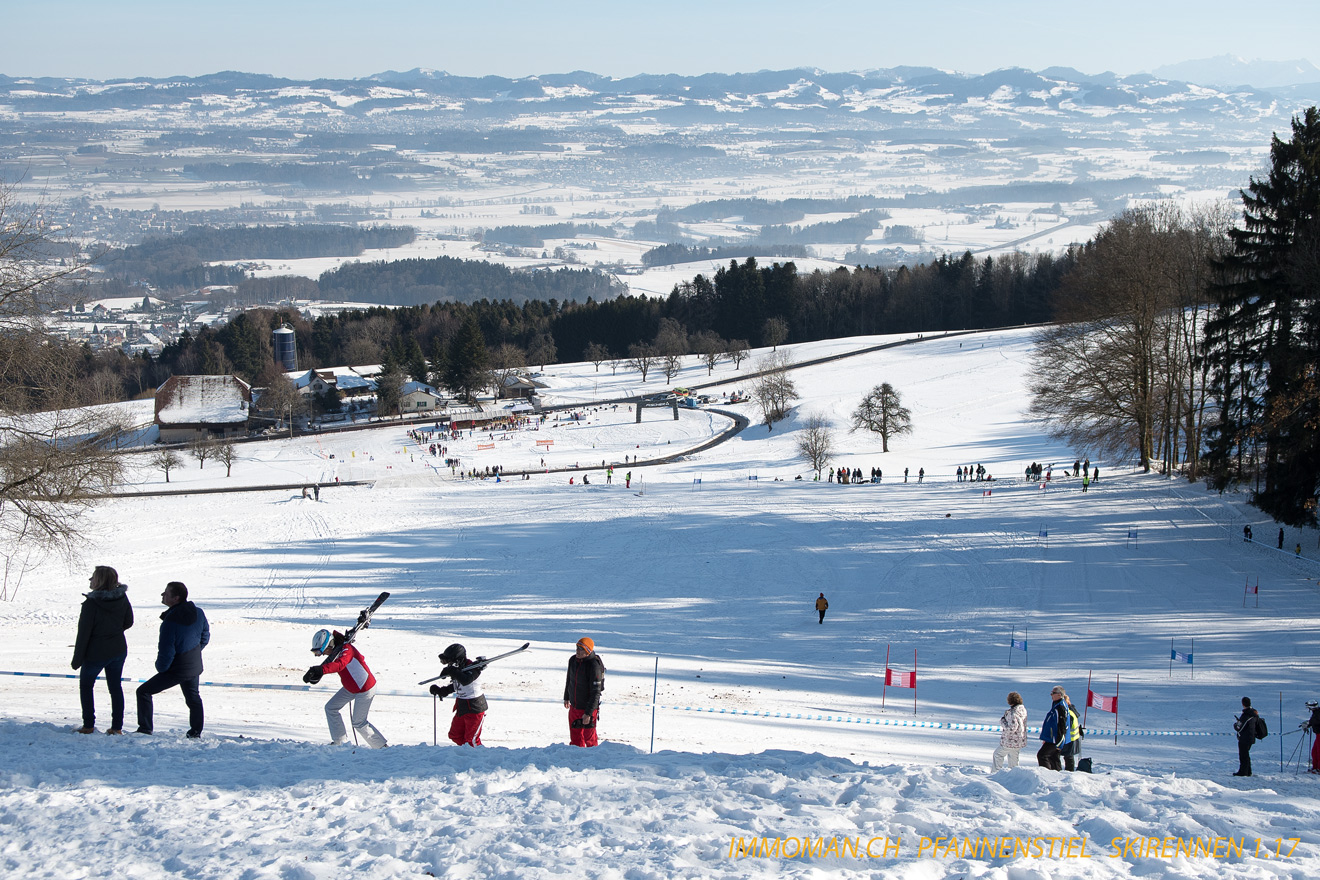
left=304, top=629, right=388, bottom=748
left=563, top=637, right=606, bottom=747
left=430, top=643, right=487, bottom=746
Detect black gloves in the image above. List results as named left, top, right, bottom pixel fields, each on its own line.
left=303, top=666, right=323, bottom=684
left=430, top=684, right=454, bottom=698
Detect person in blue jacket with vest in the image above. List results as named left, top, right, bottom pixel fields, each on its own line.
left=135, top=581, right=210, bottom=738
left=1037, top=685, right=1080, bottom=771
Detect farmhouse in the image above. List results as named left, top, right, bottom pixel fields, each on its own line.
left=154, top=375, right=252, bottom=443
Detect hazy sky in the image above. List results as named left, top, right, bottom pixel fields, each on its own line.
left=7, top=0, right=1317, bottom=81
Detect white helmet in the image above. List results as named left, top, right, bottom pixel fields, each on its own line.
left=311, top=629, right=333, bottom=655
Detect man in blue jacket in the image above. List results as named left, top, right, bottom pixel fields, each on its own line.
left=136, top=581, right=210, bottom=738
left=1036, top=685, right=1080, bottom=771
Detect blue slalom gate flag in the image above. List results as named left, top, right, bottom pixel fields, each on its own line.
left=1171, top=650, right=1193, bottom=664
left=1012, top=638, right=1028, bottom=652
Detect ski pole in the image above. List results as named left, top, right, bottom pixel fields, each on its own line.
left=433, top=693, right=438, bottom=747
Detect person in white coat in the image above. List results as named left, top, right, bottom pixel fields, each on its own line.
left=993, top=691, right=1028, bottom=770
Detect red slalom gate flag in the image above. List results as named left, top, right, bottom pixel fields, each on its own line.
left=1087, top=689, right=1117, bottom=713
left=886, top=668, right=916, bottom=688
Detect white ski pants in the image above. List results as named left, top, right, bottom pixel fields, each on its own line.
left=325, top=686, right=387, bottom=748
left=992, top=746, right=1021, bottom=770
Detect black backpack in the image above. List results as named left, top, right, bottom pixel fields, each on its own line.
left=1256, top=716, right=1268, bottom=740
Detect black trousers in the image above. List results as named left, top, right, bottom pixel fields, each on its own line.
left=1037, top=741, right=1075, bottom=771
left=818, top=610, right=826, bottom=624
left=137, top=670, right=203, bottom=736
left=79, top=654, right=126, bottom=730
left=1237, top=738, right=1253, bottom=776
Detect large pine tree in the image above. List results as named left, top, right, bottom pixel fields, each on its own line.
left=1204, top=107, right=1320, bottom=524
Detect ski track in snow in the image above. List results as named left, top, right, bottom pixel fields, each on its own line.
left=4, top=328, right=1320, bottom=878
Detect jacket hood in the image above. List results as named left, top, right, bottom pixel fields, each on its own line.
left=161, top=600, right=198, bottom=626
left=84, top=583, right=129, bottom=603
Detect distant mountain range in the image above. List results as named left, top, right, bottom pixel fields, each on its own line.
left=2, top=65, right=1318, bottom=133
left=1152, top=55, right=1320, bottom=89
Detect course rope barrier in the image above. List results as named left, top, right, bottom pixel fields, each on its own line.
left=2, top=670, right=1227, bottom=737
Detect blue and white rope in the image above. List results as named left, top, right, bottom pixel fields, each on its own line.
left=2, top=670, right=1226, bottom=737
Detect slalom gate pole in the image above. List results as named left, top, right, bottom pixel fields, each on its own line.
left=1025, top=626, right=1029, bottom=668
left=650, top=656, right=659, bottom=755
left=433, top=693, right=438, bottom=747
left=1115, top=674, right=1120, bottom=746
left=1191, top=637, right=1195, bottom=679
left=1084, top=670, right=1092, bottom=730
left=1169, top=638, right=1174, bottom=678
left=882, top=644, right=890, bottom=708
left=1280, top=691, right=1284, bottom=772
left=913, top=649, right=918, bottom=717
left=1008, top=628, right=1014, bottom=667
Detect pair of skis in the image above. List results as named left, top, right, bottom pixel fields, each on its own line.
left=320, top=591, right=389, bottom=664
left=418, top=642, right=530, bottom=685
left=314, top=591, right=529, bottom=683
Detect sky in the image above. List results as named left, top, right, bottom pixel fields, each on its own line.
left=6, top=0, right=1318, bottom=82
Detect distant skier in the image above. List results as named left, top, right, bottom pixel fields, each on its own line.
left=625, top=471, right=632, bottom=489
left=918, top=467, right=924, bottom=483
left=304, top=629, right=388, bottom=748
left=430, top=643, right=487, bottom=746
left=563, top=637, right=606, bottom=747
left=1279, top=528, right=1285, bottom=550
left=815, top=592, right=829, bottom=624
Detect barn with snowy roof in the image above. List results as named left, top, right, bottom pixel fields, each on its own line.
left=154, top=375, right=252, bottom=443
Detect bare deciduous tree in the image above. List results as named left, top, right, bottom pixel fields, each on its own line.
left=851, top=383, right=912, bottom=452
left=215, top=439, right=238, bottom=477
left=1029, top=204, right=1228, bottom=473
left=726, top=339, right=750, bottom=370
left=189, top=437, right=214, bottom=469
left=583, top=342, right=611, bottom=372
left=150, top=447, right=183, bottom=483
left=691, top=330, right=725, bottom=376
left=795, top=412, right=834, bottom=477
left=751, top=351, right=798, bottom=430
left=1, top=182, right=125, bottom=561
left=627, top=343, right=660, bottom=383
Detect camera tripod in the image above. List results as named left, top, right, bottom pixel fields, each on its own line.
left=1284, top=726, right=1315, bottom=774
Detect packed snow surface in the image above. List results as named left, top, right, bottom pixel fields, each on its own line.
left=3, top=327, right=1319, bottom=878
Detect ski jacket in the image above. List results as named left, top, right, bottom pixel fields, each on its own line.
left=1039, top=698, right=1079, bottom=745
left=440, top=662, right=488, bottom=715
left=815, top=595, right=829, bottom=612
left=320, top=644, right=376, bottom=694
left=1308, top=707, right=1320, bottom=733
left=999, top=703, right=1028, bottom=749
left=156, top=600, right=210, bottom=676
left=564, top=652, right=606, bottom=711
left=1235, top=708, right=1261, bottom=742
left=72, top=584, right=134, bottom=669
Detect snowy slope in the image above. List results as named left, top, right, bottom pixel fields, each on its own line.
left=2, top=327, right=1318, bottom=879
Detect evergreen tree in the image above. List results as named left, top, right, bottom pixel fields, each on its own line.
left=443, top=316, right=490, bottom=403
left=1204, top=107, right=1320, bottom=524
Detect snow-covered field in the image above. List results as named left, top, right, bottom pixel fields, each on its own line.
left=4, top=328, right=1320, bottom=879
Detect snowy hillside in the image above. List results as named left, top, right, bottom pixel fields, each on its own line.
left=3, top=327, right=1319, bottom=879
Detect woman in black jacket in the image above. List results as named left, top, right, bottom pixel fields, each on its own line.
left=71, top=565, right=134, bottom=734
